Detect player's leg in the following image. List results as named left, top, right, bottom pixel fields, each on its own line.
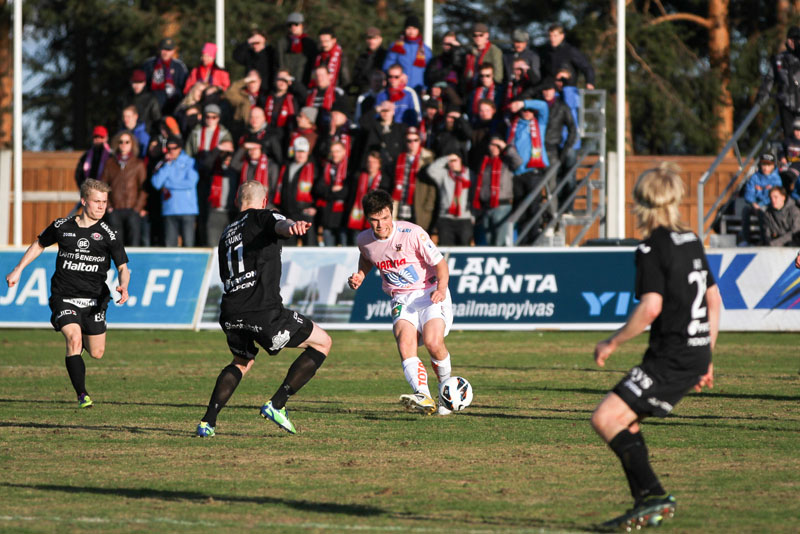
left=82, top=333, right=106, bottom=360
left=59, top=322, right=92, bottom=407
left=198, top=355, right=254, bottom=437
left=592, top=392, right=670, bottom=526
left=267, top=322, right=330, bottom=411
left=395, top=318, right=436, bottom=414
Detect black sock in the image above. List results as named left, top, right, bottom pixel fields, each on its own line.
left=65, top=354, right=87, bottom=396
left=202, top=364, right=243, bottom=427
left=270, top=347, right=326, bottom=409
left=609, top=429, right=666, bottom=502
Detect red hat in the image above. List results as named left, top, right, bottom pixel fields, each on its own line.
left=130, top=69, right=146, bottom=83
left=92, top=125, right=108, bottom=138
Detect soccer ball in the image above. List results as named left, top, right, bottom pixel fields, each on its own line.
left=439, top=376, right=473, bottom=412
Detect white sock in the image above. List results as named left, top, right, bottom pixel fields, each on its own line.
left=401, top=357, right=431, bottom=397
left=431, top=353, right=452, bottom=385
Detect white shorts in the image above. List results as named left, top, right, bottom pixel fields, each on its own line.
left=390, top=287, right=453, bottom=341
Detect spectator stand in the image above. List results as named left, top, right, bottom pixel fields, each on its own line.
left=699, top=99, right=781, bottom=246
left=510, top=89, right=607, bottom=246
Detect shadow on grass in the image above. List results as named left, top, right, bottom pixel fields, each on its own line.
left=0, top=420, right=257, bottom=438
left=0, top=483, right=385, bottom=516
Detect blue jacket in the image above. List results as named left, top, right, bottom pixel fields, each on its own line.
left=744, top=169, right=782, bottom=208
left=382, top=41, right=432, bottom=94
left=511, top=99, right=549, bottom=174
left=375, top=88, right=421, bottom=126
left=559, top=86, right=581, bottom=150
left=151, top=151, right=199, bottom=216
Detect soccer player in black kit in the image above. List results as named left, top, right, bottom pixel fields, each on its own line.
left=591, top=163, right=720, bottom=531
left=5, top=179, right=130, bottom=408
left=196, top=181, right=332, bottom=437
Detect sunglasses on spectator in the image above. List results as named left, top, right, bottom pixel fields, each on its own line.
left=167, top=145, right=180, bottom=151
left=387, top=74, right=401, bottom=79
left=406, top=138, right=420, bottom=143
left=288, top=22, right=301, bottom=27
left=93, top=135, right=105, bottom=139
left=473, top=32, right=486, bottom=37
left=556, top=77, right=569, bottom=82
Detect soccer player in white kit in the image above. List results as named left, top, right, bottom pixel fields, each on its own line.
left=348, top=189, right=455, bottom=415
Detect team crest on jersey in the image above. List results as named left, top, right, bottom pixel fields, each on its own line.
left=273, top=213, right=286, bottom=221
left=395, top=244, right=402, bottom=251
left=637, top=243, right=651, bottom=254
left=91, top=232, right=103, bottom=241
left=77, top=238, right=90, bottom=250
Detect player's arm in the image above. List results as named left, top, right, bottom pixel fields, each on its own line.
left=115, top=263, right=130, bottom=305
left=594, top=292, right=662, bottom=367
left=275, top=218, right=312, bottom=237
left=430, top=258, right=449, bottom=303
left=5, top=240, right=46, bottom=287
left=695, top=284, right=721, bottom=392
left=348, top=253, right=373, bottom=290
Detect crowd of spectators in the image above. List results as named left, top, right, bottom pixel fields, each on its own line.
left=76, top=15, right=595, bottom=248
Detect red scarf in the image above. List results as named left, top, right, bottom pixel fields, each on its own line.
left=199, top=125, right=220, bottom=152
left=447, top=168, right=470, bottom=217
left=387, top=85, right=407, bottom=102
left=419, top=119, right=428, bottom=146
left=333, top=130, right=352, bottom=159
left=150, top=58, right=174, bottom=92
left=393, top=150, right=420, bottom=205
left=239, top=153, right=270, bottom=188
left=390, top=35, right=427, bottom=67
left=505, top=81, right=523, bottom=111
left=208, top=157, right=226, bottom=209
left=317, top=159, right=348, bottom=211
left=265, top=93, right=296, bottom=127
left=472, top=84, right=496, bottom=116
left=289, top=33, right=307, bottom=54
left=306, top=85, right=336, bottom=111
left=465, top=42, right=492, bottom=87
left=313, top=43, right=343, bottom=86
left=473, top=155, right=503, bottom=209
left=197, top=64, right=219, bottom=85
left=275, top=162, right=315, bottom=206
left=348, top=171, right=382, bottom=229
left=508, top=116, right=545, bottom=169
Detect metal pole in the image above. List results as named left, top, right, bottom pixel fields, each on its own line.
left=615, top=0, right=626, bottom=238
left=423, top=0, right=433, bottom=49
left=13, top=0, right=23, bottom=246
left=215, top=0, right=225, bottom=68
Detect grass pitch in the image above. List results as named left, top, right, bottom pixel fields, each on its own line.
left=0, top=329, right=797, bottom=533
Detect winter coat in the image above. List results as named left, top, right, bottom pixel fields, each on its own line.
left=744, top=170, right=782, bottom=208
left=150, top=151, right=199, bottom=216
left=764, top=200, right=800, bottom=246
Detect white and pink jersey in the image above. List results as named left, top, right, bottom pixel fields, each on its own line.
left=357, top=220, right=444, bottom=296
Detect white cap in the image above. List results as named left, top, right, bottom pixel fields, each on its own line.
left=293, top=136, right=310, bottom=152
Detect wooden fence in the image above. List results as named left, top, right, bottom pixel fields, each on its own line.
left=4, top=151, right=743, bottom=246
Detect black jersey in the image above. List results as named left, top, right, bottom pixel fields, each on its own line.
left=635, top=227, right=717, bottom=370
left=38, top=217, right=128, bottom=300
left=218, top=208, right=287, bottom=317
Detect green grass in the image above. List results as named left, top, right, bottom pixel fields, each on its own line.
left=0, top=329, right=798, bottom=533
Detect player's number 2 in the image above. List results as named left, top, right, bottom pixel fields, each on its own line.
left=687, top=270, right=708, bottom=320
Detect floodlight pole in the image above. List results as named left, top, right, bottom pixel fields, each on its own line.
left=615, top=0, right=626, bottom=238
left=13, top=0, right=23, bottom=246
left=215, top=0, right=225, bottom=67
left=424, top=0, right=433, bottom=49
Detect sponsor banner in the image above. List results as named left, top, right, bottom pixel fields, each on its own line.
left=0, top=248, right=213, bottom=328
left=201, top=247, right=800, bottom=331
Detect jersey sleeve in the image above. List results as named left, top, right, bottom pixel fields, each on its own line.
left=634, top=238, right=665, bottom=299
left=416, top=228, right=444, bottom=267
left=37, top=220, right=59, bottom=248
left=700, top=248, right=717, bottom=288
left=257, top=209, right=285, bottom=239
left=110, top=238, right=129, bottom=269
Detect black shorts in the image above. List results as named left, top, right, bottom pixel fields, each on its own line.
left=220, top=307, right=313, bottom=359
left=612, top=358, right=706, bottom=418
left=49, top=296, right=109, bottom=336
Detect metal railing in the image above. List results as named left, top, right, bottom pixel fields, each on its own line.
left=697, top=101, right=778, bottom=243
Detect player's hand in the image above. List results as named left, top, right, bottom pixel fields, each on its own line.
left=348, top=272, right=364, bottom=290
left=116, top=285, right=129, bottom=305
left=289, top=221, right=312, bottom=236
left=594, top=339, right=615, bottom=367
left=430, top=288, right=446, bottom=303
left=694, top=363, right=714, bottom=392
left=6, top=269, right=20, bottom=288
left=509, top=101, right=524, bottom=113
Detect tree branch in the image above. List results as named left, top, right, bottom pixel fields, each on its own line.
left=649, top=13, right=713, bottom=30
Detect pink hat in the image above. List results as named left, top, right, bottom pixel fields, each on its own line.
left=202, top=42, right=217, bottom=58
